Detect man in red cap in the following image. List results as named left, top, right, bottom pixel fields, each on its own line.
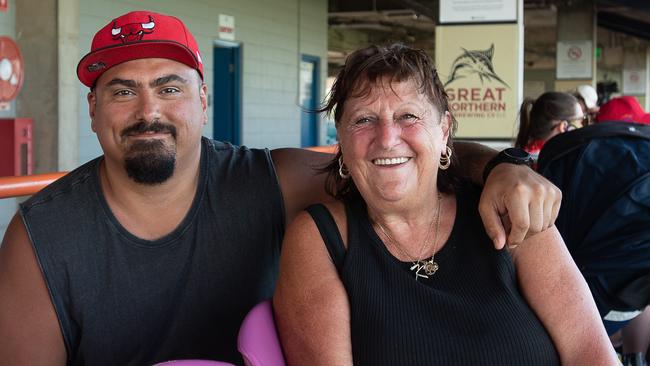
left=596, top=96, right=650, bottom=124
left=0, top=10, right=561, bottom=365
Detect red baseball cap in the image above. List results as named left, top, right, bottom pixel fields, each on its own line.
left=596, top=96, right=650, bottom=125
left=77, top=11, right=203, bottom=87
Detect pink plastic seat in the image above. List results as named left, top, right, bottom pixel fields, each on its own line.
left=153, top=360, right=235, bottom=366
left=237, top=300, right=286, bottom=366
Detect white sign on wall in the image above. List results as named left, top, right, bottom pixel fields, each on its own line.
left=623, top=69, right=647, bottom=95
left=219, top=14, right=235, bottom=41
left=556, top=41, right=593, bottom=79
left=440, top=0, right=517, bottom=24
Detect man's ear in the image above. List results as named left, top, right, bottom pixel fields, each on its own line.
left=87, top=91, right=97, bottom=132
left=200, top=83, right=208, bottom=125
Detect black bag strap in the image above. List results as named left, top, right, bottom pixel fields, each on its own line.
left=306, top=204, right=346, bottom=273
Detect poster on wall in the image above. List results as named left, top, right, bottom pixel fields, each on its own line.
left=556, top=41, right=593, bottom=79
left=623, top=69, right=646, bottom=95
left=439, top=0, right=517, bottom=24
left=436, top=24, right=521, bottom=138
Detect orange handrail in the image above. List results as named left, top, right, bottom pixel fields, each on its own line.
left=0, top=145, right=339, bottom=199
left=305, top=145, right=338, bottom=154
left=0, top=172, right=67, bottom=199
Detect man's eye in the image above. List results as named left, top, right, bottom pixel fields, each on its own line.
left=161, top=87, right=180, bottom=94
left=354, top=117, right=372, bottom=125
left=114, top=89, right=134, bottom=96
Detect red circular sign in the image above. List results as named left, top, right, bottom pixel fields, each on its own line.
left=567, top=46, right=582, bottom=61
left=0, top=36, right=24, bottom=102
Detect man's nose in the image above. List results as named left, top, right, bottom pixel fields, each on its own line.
left=134, top=92, right=162, bottom=122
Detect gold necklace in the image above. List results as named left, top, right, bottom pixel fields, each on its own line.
left=374, top=192, right=442, bottom=281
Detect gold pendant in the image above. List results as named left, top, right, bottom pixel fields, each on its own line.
left=423, top=260, right=439, bottom=275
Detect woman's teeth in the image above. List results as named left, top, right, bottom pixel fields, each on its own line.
left=373, top=157, right=409, bottom=166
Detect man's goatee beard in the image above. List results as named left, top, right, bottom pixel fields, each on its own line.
left=124, top=139, right=176, bottom=185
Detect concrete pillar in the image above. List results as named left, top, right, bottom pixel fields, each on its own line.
left=58, top=0, right=80, bottom=171
left=15, top=0, right=58, bottom=173
left=554, top=2, right=596, bottom=92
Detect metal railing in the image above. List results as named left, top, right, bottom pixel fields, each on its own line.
left=0, top=145, right=338, bottom=199
left=0, top=172, right=68, bottom=199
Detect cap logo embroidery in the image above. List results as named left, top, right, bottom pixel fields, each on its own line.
left=111, top=15, right=155, bottom=43
left=87, top=62, right=106, bottom=72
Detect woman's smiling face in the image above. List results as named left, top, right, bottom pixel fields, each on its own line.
left=337, top=77, right=451, bottom=205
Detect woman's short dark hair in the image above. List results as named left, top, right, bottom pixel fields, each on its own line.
left=319, top=43, right=459, bottom=201
left=515, top=92, right=579, bottom=148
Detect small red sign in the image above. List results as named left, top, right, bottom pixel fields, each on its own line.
left=568, top=46, right=582, bottom=61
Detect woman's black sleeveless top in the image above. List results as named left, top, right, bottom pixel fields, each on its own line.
left=307, top=182, right=560, bottom=365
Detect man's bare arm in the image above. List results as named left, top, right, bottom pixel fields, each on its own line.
left=273, top=143, right=561, bottom=248
left=455, top=141, right=561, bottom=249
left=271, top=148, right=331, bottom=227
left=453, top=141, right=497, bottom=184
left=0, top=213, right=66, bottom=365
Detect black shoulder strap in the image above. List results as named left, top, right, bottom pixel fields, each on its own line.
left=538, top=122, right=650, bottom=173
left=306, top=204, right=346, bottom=273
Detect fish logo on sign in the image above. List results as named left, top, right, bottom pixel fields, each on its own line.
left=444, top=44, right=509, bottom=88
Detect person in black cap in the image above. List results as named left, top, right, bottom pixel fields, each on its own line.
left=0, top=10, right=562, bottom=365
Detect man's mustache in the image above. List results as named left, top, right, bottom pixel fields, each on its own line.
left=121, top=121, right=177, bottom=139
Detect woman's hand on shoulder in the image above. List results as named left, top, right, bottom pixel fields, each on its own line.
left=479, top=164, right=561, bottom=249
left=273, top=205, right=353, bottom=366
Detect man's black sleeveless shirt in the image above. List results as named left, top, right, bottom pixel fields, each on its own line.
left=20, top=138, right=285, bottom=365
left=307, top=182, right=560, bottom=365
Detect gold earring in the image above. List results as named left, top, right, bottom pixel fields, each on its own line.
left=338, top=156, right=350, bottom=179
left=439, top=146, right=452, bottom=170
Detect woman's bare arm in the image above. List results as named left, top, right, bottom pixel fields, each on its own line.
left=511, top=227, right=619, bottom=365
left=273, top=209, right=353, bottom=366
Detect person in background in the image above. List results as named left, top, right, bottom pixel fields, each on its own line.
left=0, top=11, right=563, bottom=366
left=596, top=95, right=650, bottom=124
left=515, top=91, right=584, bottom=161
left=274, top=43, right=618, bottom=366
left=574, top=84, right=600, bottom=126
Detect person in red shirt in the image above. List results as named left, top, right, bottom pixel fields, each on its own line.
left=515, top=92, right=584, bottom=161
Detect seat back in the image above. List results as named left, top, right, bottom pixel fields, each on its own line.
left=153, top=360, right=235, bottom=366
left=237, top=300, right=286, bottom=366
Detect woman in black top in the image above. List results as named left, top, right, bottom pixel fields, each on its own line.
left=273, top=44, right=617, bottom=365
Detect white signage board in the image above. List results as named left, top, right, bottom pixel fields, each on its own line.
left=623, top=69, right=647, bottom=95
left=440, top=0, right=517, bottom=24
left=219, top=14, right=235, bottom=41
left=556, top=41, right=593, bottom=79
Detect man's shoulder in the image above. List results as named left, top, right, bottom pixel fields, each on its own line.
left=20, top=158, right=102, bottom=215
left=203, top=137, right=275, bottom=174
left=204, top=137, right=270, bottom=155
